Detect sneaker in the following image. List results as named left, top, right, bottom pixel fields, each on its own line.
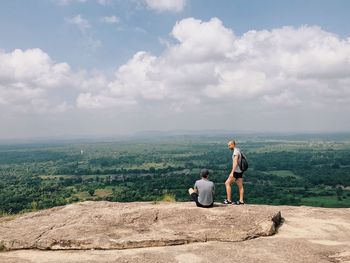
left=223, top=199, right=233, bottom=204
left=235, top=200, right=245, bottom=205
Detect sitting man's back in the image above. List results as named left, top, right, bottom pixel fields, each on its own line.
left=188, top=169, right=215, bottom=208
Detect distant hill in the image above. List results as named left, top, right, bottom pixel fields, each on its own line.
left=1, top=130, right=350, bottom=146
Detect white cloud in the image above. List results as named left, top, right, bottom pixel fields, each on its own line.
left=101, top=16, right=120, bottom=24
left=76, top=93, right=137, bottom=109
left=53, top=0, right=87, bottom=6
left=97, top=0, right=113, bottom=6
left=76, top=51, right=163, bottom=109
left=54, top=0, right=115, bottom=6
left=2, top=17, right=350, bottom=134
left=77, top=17, right=350, bottom=113
left=0, top=48, right=73, bottom=113
left=54, top=0, right=186, bottom=12
left=66, top=15, right=101, bottom=50
left=66, top=14, right=91, bottom=33
left=170, top=18, right=236, bottom=62
left=144, top=0, right=186, bottom=12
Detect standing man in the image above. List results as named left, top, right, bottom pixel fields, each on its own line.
left=188, top=169, right=215, bottom=208
left=223, top=140, right=245, bottom=205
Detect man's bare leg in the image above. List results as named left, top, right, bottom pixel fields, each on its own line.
left=235, top=178, right=244, bottom=202
left=225, top=175, right=235, bottom=201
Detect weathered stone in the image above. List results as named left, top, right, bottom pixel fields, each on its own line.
left=1, top=202, right=349, bottom=263
left=0, top=201, right=281, bottom=250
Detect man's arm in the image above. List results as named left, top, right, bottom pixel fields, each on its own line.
left=193, top=182, right=198, bottom=193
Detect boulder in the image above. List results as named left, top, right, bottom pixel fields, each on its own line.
left=2, top=202, right=349, bottom=263
left=0, top=201, right=281, bottom=250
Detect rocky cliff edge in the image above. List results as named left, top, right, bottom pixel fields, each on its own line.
left=0, top=201, right=349, bottom=263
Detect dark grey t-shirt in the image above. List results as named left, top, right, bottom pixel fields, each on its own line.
left=194, top=178, right=215, bottom=206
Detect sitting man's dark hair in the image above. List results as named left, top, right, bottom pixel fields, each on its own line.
left=200, top=169, right=209, bottom=178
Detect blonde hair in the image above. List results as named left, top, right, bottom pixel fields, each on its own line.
left=228, top=140, right=236, bottom=145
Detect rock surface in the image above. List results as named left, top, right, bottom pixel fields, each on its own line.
left=0, top=201, right=281, bottom=250
left=0, top=201, right=349, bottom=263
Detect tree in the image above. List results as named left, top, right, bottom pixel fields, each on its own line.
left=336, top=187, right=343, bottom=197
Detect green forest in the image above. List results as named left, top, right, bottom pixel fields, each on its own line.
left=1, top=134, right=350, bottom=215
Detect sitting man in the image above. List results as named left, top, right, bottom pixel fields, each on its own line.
left=188, top=169, right=215, bottom=208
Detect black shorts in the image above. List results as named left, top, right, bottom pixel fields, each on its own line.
left=233, top=172, right=243, bottom=179
left=190, top=193, right=213, bottom=208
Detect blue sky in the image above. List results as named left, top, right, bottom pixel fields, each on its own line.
left=1, top=0, right=350, bottom=139
left=1, top=0, right=349, bottom=70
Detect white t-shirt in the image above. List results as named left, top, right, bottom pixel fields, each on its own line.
left=232, top=147, right=242, bottom=173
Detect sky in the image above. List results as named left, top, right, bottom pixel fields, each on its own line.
left=1, top=0, right=350, bottom=139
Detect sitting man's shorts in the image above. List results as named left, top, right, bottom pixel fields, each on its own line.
left=190, top=192, right=213, bottom=208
